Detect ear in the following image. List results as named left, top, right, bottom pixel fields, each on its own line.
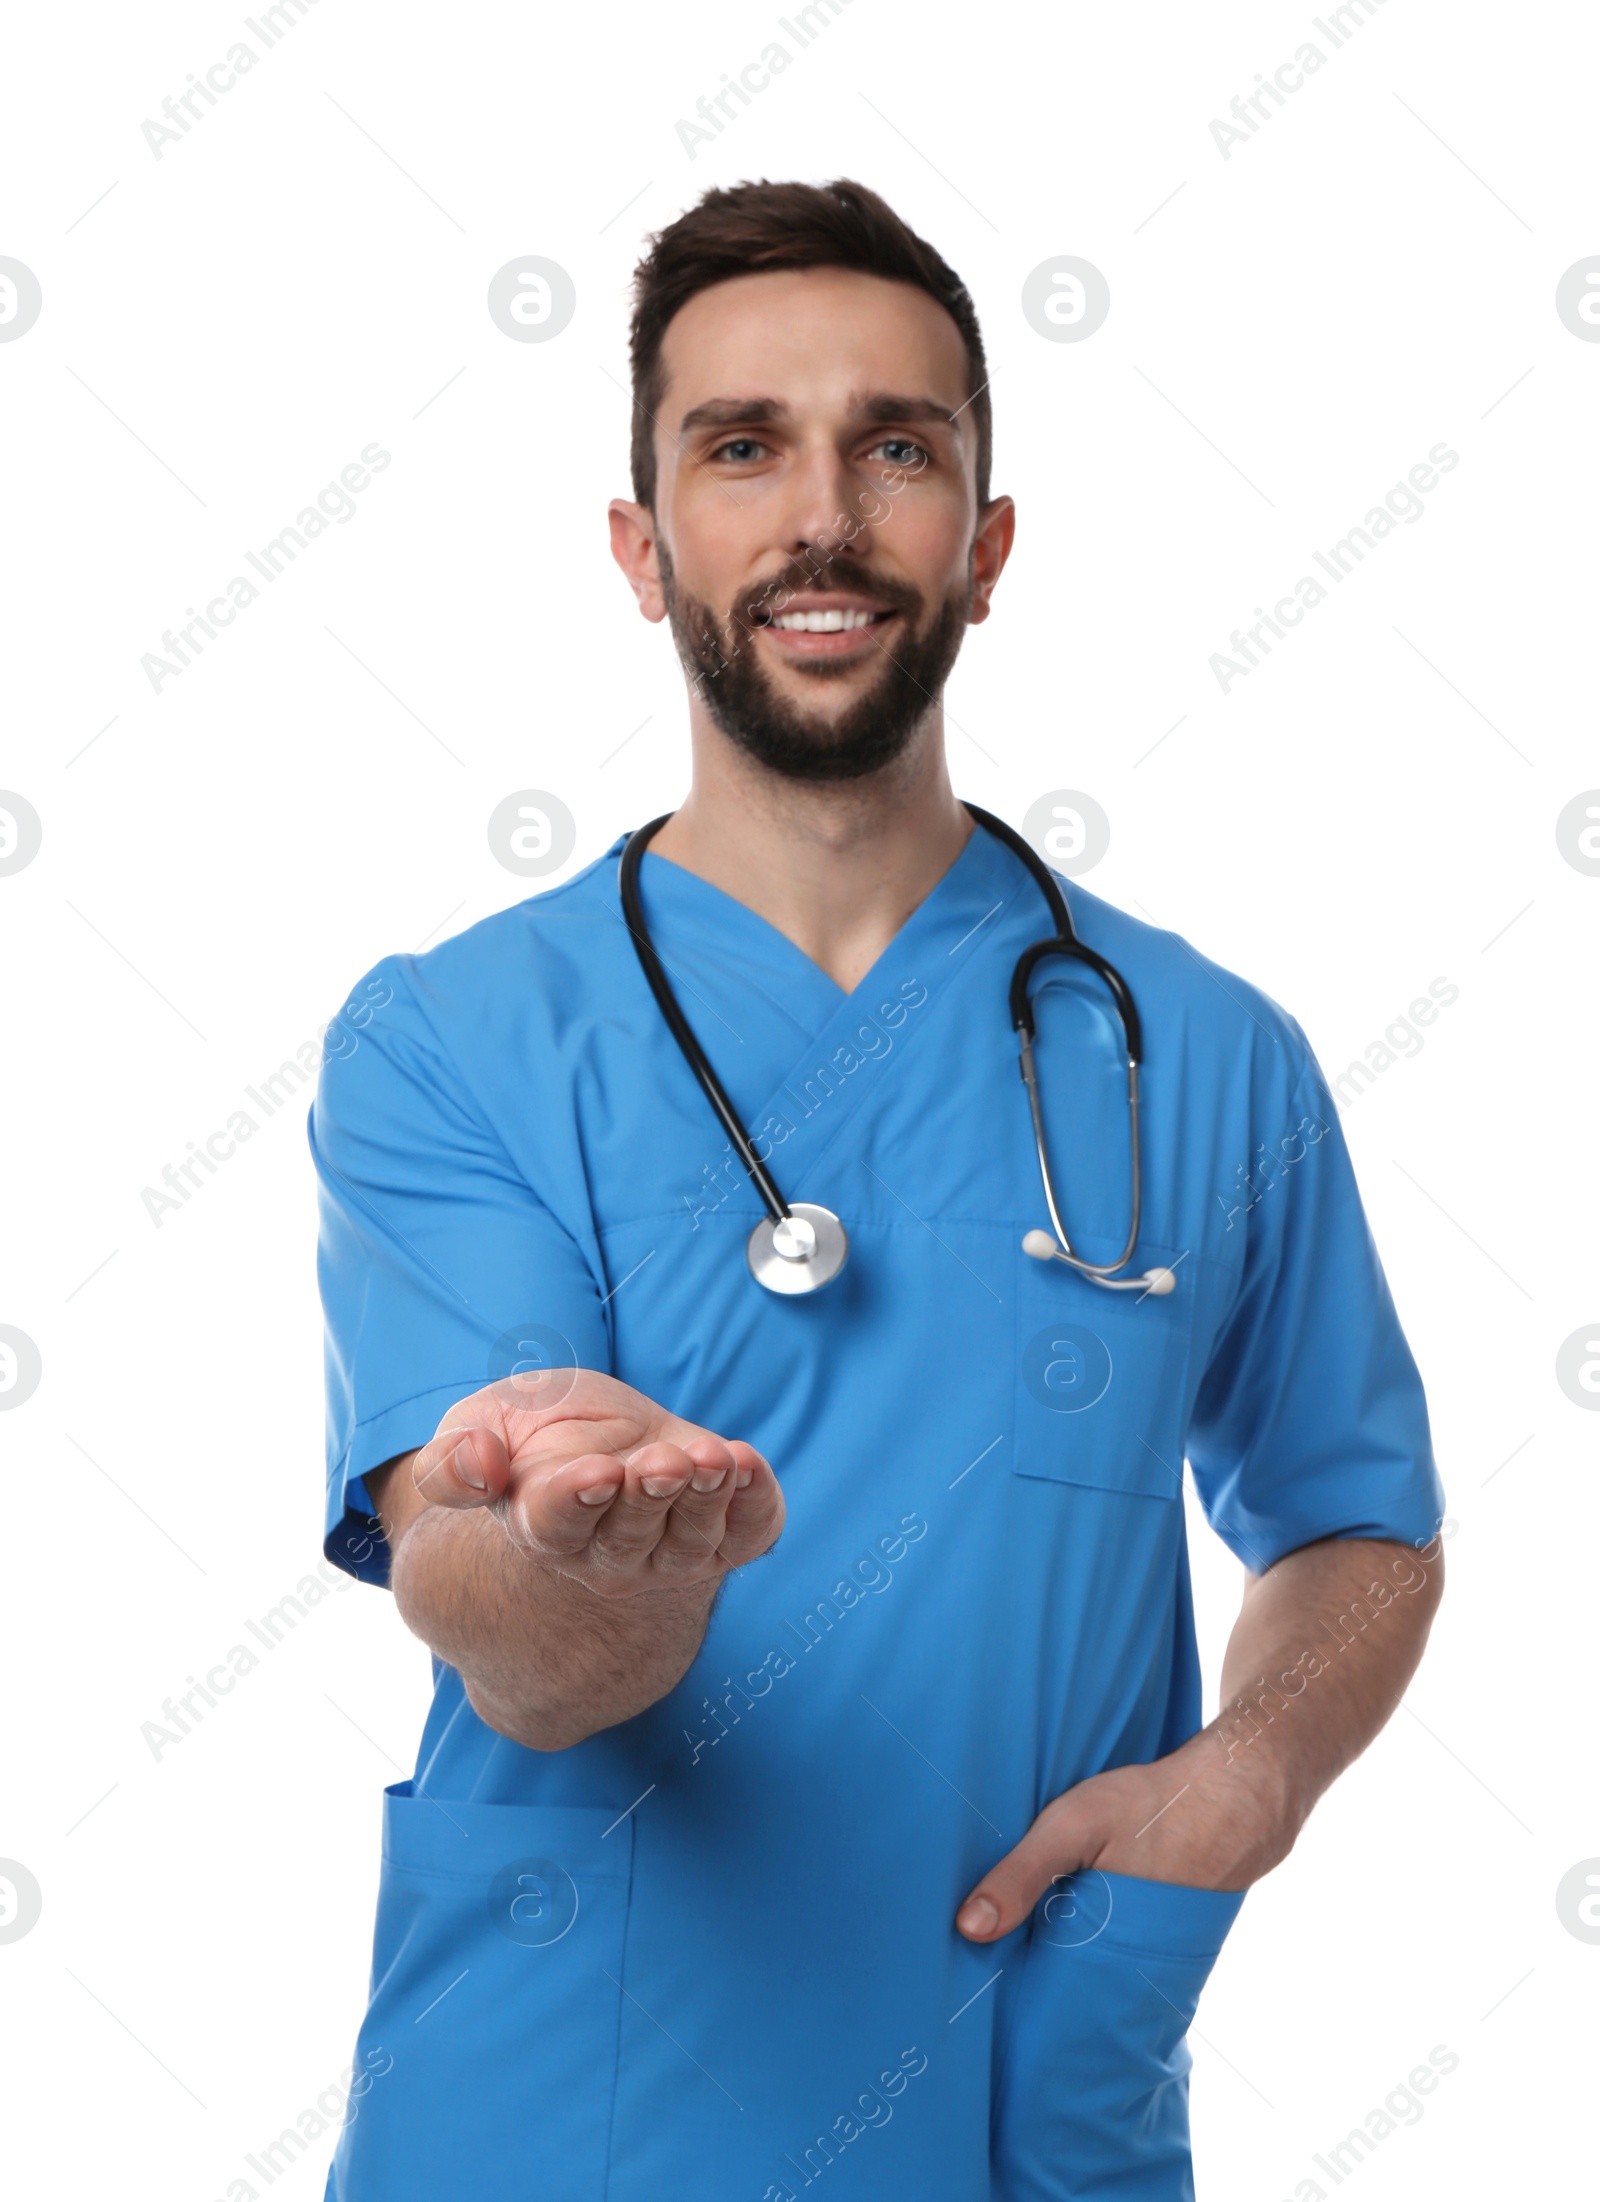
left=609, top=499, right=667, bottom=623
left=967, top=494, right=1016, bottom=627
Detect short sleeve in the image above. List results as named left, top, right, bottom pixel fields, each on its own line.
left=1185, top=1047, right=1444, bottom=1572
left=309, top=954, right=608, bottom=1587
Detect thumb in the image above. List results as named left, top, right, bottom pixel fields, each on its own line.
left=411, top=1423, right=511, bottom=1510
left=956, top=1791, right=1100, bottom=1943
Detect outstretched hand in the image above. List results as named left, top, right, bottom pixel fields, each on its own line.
left=408, top=1367, right=783, bottom=1597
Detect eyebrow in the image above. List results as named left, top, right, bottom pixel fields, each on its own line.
left=676, top=391, right=962, bottom=439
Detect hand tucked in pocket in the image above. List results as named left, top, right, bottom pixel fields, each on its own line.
left=955, top=1738, right=1294, bottom=1943
left=955, top=1531, right=1446, bottom=1943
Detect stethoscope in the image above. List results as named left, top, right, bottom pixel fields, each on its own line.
left=618, top=803, right=1176, bottom=1298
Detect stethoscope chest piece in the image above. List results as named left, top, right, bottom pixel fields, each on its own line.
left=746, top=1204, right=849, bottom=1295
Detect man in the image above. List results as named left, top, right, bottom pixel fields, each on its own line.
left=311, top=179, right=1444, bottom=2201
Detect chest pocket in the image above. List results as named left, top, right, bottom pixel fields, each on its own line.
left=1011, top=1234, right=1196, bottom=1499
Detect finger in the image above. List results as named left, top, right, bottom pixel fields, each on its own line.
left=585, top=1442, right=704, bottom=1569
left=679, top=1432, right=741, bottom=1487
left=708, top=1443, right=784, bottom=1563
left=410, top=1424, right=512, bottom=1510
left=499, top=1450, right=635, bottom=1558
left=648, top=1435, right=745, bottom=1565
left=955, top=1794, right=1099, bottom=1942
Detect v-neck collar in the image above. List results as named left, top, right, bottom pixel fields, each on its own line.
left=620, top=813, right=1041, bottom=1034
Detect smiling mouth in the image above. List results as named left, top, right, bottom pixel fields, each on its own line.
left=744, top=594, right=907, bottom=664
left=759, top=606, right=897, bottom=633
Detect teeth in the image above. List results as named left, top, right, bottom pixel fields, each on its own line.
left=770, top=608, right=883, bottom=632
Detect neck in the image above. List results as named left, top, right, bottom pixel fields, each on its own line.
left=648, top=710, right=973, bottom=992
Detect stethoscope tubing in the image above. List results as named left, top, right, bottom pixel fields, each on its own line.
left=618, top=803, right=1151, bottom=1287
left=618, top=814, right=792, bottom=1228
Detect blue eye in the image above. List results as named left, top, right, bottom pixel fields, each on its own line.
left=713, top=438, right=765, bottom=463
left=873, top=438, right=928, bottom=467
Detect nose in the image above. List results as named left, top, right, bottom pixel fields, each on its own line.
left=777, top=437, right=876, bottom=574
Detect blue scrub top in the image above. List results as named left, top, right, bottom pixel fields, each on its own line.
left=310, top=824, right=1442, bottom=2202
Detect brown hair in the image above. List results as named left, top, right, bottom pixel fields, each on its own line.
left=627, top=177, right=991, bottom=511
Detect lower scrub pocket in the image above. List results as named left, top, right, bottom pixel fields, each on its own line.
left=990, top=1868, right=1245, bottom=2202
left=326, top=1782, right=634, bottom=2202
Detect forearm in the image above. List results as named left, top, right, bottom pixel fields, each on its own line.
left=956, top=1527, right=1446, bottom=1933
left=1189, top=1531, right=1445, bottom=1854
left=390, top=1504, right=719, bottom=1751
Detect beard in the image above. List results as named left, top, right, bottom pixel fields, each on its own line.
left=658, top=543, right=973, bottom=784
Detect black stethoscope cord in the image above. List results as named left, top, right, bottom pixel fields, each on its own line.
left=618, top=815, right=791, bottom=1229
left=617, top=804, right=1173, bottom=1297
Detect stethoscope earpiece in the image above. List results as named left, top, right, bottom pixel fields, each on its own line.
left=1022, top=1229, right=1176, bottom=1297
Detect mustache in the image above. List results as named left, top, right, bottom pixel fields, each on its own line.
left=737, top=558, right=923, bottom=631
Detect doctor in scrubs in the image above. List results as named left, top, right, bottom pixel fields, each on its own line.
left=310, top=178, right=1445, bottom=2201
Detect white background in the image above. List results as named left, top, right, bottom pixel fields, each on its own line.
left=1, top=2, right=1594, bottom=2196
